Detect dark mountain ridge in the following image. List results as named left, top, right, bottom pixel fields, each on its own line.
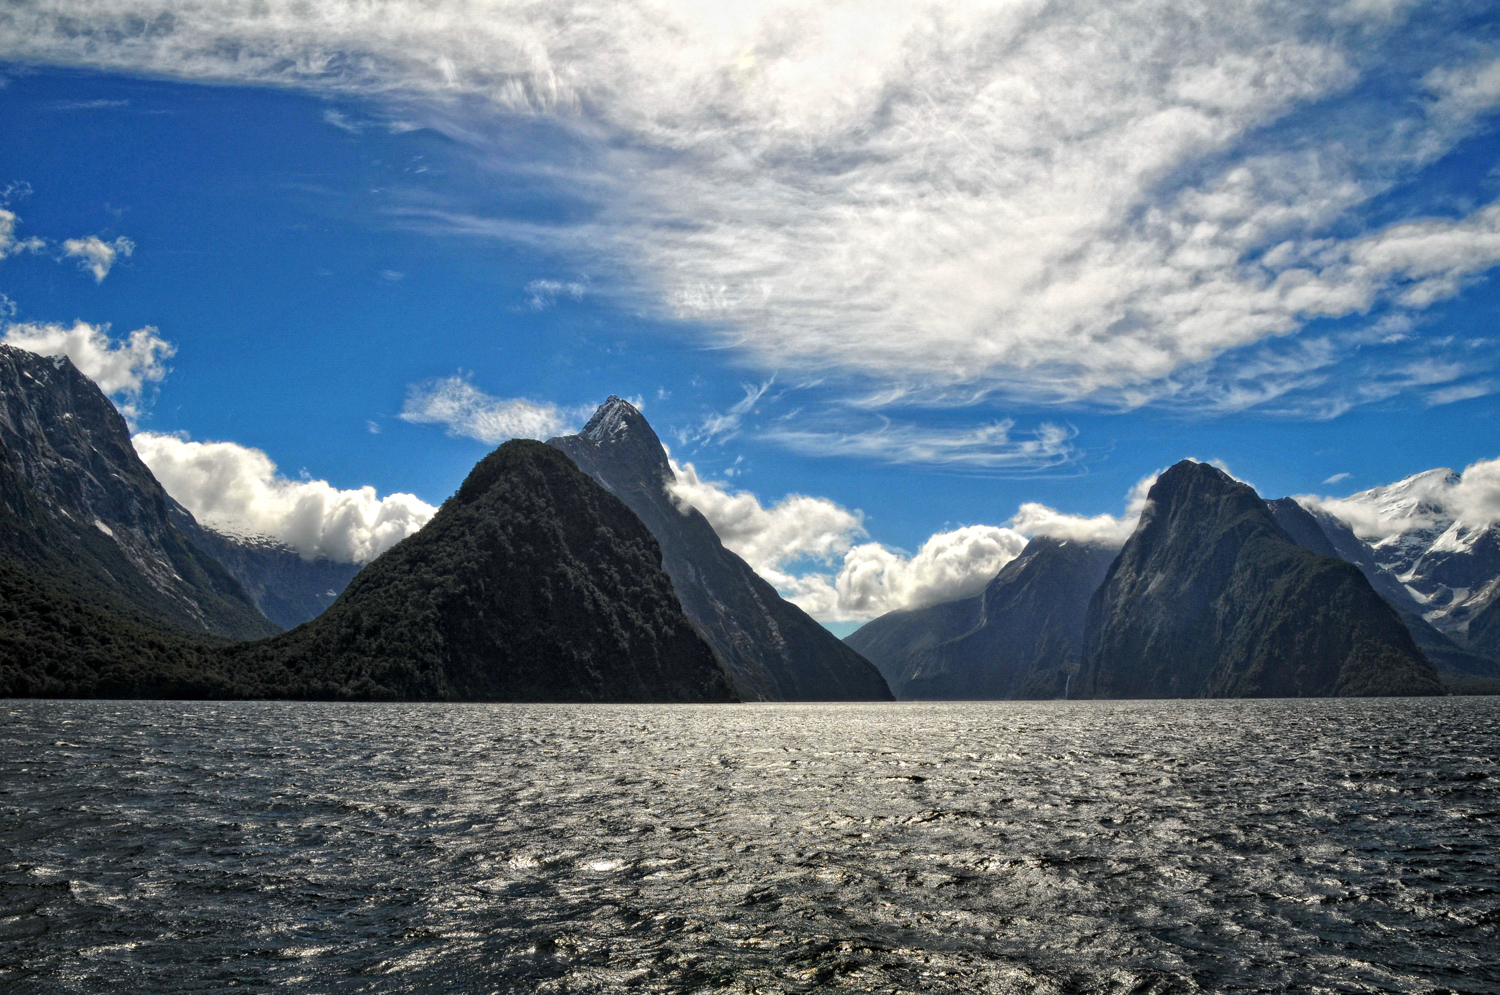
left=549, top=397, right=891, bottom=701
left=846, top=536, right=1117, bottom=699
left=0, top=346, right=275, bottom=641
left=222, top=440, right=736, bottom=702
left=1079, top=461, right=1443, bottom=698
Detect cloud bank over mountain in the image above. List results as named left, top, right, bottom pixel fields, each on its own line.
left=2, top=320, right=173, bottom=419
left=668, top=458, right=1155, bottom=621
left=4, top=0, right=1499, bottom=416
left=133, top=432, right=436, bottom=563
left=1301, top=456, right=1500, bottom=540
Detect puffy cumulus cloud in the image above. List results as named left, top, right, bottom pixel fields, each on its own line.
left=668, top=458, right=1028, bottom=622
left=10, top=2, right=1500, bottom=410
left=2, top=320, right=173, bottom=409
left=132, top=432, right=436, bottom=563
left=1007, top=474, right=1159, bottom=547
left=803, top=527, right=1032, bottom=623
left=1299, top=456, right=1500, bottom=540
left=399, top=376, right=581, bottom=444
left=62, top=235, right=134, bottom=282
left=0, top=208, right=46, bottom=258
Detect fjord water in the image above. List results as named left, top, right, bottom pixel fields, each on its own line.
left=3, top=700, right=1496, bottom=994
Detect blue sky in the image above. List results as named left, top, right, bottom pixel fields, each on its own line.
left=3, top=1, right=1500, bottom=632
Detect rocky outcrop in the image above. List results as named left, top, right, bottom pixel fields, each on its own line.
left=549, top=397, right=890, bottom=701
left=226, top=440, right=736, bottom=703
left=846, top=536, right=1117, bottom=699
left=1079, top=461, right=1443, bottom=698
left=0, top=346, right=276, bottom=641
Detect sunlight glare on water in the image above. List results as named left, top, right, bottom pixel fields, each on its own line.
left=2, top=698, right=1497, bottom=993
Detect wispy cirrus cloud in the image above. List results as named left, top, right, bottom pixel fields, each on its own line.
left=765, top=417, right=1080, bottom=471
left=5, top=1, right=1500, bottom=414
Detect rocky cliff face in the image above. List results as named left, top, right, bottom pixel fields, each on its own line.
left=846, top=536, right=1118, bottom=699
left=168, top=508, right=361, bottom=629
left=1079, top=461, right=1442, bottom=698
left=226, top=440, right=736, bottom=703
left=1266, top=497, right=1499, bottom=678
left=549, top=397, right=891, bottom=701
left=0, top=346, right=276, bottom=641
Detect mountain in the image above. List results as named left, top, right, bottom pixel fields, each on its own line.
left=0, top=345, right=276, bottom=641
left=1079, top=461, right=1443, bottom=698
left=845, top=536, right=1117, bottom=699
left=168, top=508, right=362, bottom=629
left=1469, top=596, right=1500, bottom=661
left=224, top=440, right=736, bottom=703
left=1266, top=497, right=1500, bottom=678
left=0, top=559, right=225, bottom=699
left=548, top=397, right=891, bottom=701
left=1323, top=469, right=1500, bottom=639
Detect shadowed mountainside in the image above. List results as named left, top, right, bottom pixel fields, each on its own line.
left=1079, top=461, right=1443, bottom=698
left=0, top=345, right=276, bottom=642
left=222, top=440, right=736, bottom=702
left=1266, top=497, right=1500, bottom=680
left=169, top=509, right=363, bottom=629
left=549, top=397, right=890, bottom=701
left=846, top=536, right=1117, bottom=699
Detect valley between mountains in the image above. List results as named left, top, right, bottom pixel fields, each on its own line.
left=1, top=345, right=1497, bottom=701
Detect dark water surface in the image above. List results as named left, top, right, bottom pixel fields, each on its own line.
left=2, top=699, right=1497, bottom=993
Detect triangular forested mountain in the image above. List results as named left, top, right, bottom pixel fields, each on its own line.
left=0, top=345, right=276, bottom=642
left=846, top=536, right=1117, bottom=699
left=549, top=397, right=890, bottom=701
left=1079, top=461, right=1443, bottom=698
left=222, top=440, right=736, bottom=702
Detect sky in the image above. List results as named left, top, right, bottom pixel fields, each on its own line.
left=2, top=0, right=1499, bottom=634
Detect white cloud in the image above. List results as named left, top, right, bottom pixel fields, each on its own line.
left=133, top=432, right=436, bottom=563
left=2, top=320, right=173, bottom=410
left=7, top=1, right=1500, bottom=411
left=0, top=208, right=45, bottom=258
left=399, top=375, right=581, bottom=443
left=524, top=278, right=585, bottom=310
left=62, top=234, right=134, bottom=282
left=670, top=456, right=1059, bottom=622
left=1324, top=471, right=1352, bottom=485
left=1006, top=473, right=1158, bottom=547
left=668, top=460, right=1163, bottom=621
left=1299, top=456, right=1500, bottom=540
left=766, top=417, right=1080, bottom=470
left=685, top=378, right=774, bottom=445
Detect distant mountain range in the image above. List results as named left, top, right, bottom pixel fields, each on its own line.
left=847, top=536, right=1116, bottom=699
left=854, top=463, right=1455, bottom=699
left=1, top=345, right=1495, bottom=701
left=1312, top=469, right=1500, bottom=639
